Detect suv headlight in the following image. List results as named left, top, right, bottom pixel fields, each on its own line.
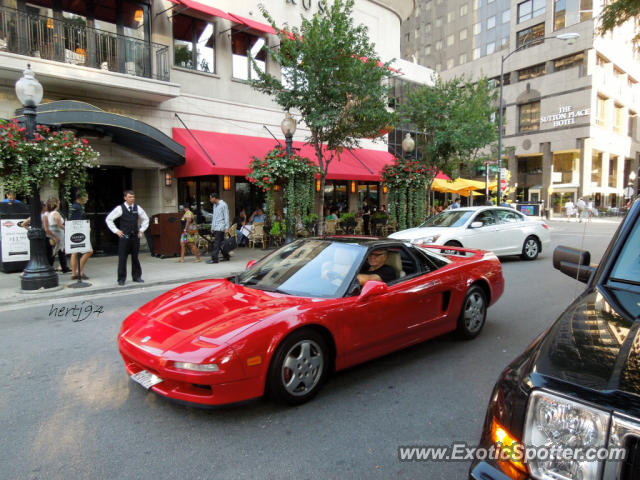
left=524, top=390, right=609, bottom=480
left=411, top=235, right=440, bottom=244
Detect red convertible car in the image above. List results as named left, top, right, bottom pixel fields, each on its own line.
left=118, top=238, right=504, bottom=406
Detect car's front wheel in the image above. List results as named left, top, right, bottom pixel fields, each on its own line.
left=456, top=285, right=487, bottom=340
left=267, top=329, right=329, bottom=405
left=521, top=236, right=540, bottom=260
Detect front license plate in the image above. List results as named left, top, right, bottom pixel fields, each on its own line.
left=131, top=370, right=163, bottom=390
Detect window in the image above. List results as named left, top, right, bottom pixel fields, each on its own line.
left=596, top=94, right=608, bottom=127
left=488, top=0, right=495, bottom=3
left=475, top=0, right=482, bottom=9
left=460, top=28, right=468, bottom=40
left=516, top=23, right=545, bottom=48
left=518, top=0, right=545, bottom=23
left=614, top=103, right=625, bottom=134
left=435, top=63, right=442, bottom=72
left=487, top=42, right=496, bottom=54
left=496, top=210, right=522, bottom=223
left=424, top=45, right=432, bottom=55
left=425, top=22, right=432, bottom=33
left=447, top=11, right=455, bottom=22
left=501, top=36, right=508, bottom=47
left=473, top=48, right=481, bottom=59
left=609, top=155, right=618, bottom=188
left=459, top=53, right=468, bottom=64
left=436, top=40, right=443, bottom=50
left=553, top=153, right=576, bottom=183
left=232, top=30, right=266, bottom=80
left=474, top=22, right=482, bottom=34
left=447, top=34, right=455, bottom=46
left=553, top=52, right=584, bottom=71
left=447, top=58, right=455, bottom=69
left=519, top=101, right=541, bottom=132
left=629, top=110, right=637, bottom=138
left=436, top=17, right=443, bottom=27
left=518, top=63, right=546, bottom=80
left=591, top=151, right=602, bottom=186
left=554, top=0, right=593, bottom=30
left=503, top=9, right=511, bottom=23
left=460, top=4, right=468, bottom=16
left=173, top=15, right=215, bottom=73
left=487, top=16, right=496, bottom=29
left=596, top=54, right=609, bottom=67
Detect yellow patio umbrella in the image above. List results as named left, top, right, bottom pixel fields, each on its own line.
left=432, top=177, right=478, bottom=193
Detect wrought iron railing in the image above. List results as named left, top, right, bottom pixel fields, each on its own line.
left=0, top=6, right=169, bottom=82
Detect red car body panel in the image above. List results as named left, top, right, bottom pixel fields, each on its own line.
left=118, top=244, right=504, bottom=406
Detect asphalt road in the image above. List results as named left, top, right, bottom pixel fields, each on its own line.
left=0, top=219, right=620, bottom=480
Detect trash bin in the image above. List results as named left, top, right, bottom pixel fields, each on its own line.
left=149, top=213, right=181, bottom=258
left=0, top=202, right=31, bottom=273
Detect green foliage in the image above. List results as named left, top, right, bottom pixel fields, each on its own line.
left=270, top=221, right=283, bottom=236
left=247, top=144, right=319, bottom=221
left=0, top=120, right=99, bottom=202
left=250, top=0, right=397, bottom=232
left=382, top=158, right=432, bottom=228
left=339, top=211, right=356, bottom=225
left=598, top=0, right=640, bottom=49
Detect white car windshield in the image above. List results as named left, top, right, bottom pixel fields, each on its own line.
left=236, top=240, right=366, bottom=298
left=420, top=210, right=474, bottom=228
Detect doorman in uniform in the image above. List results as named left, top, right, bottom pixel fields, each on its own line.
left=106, top=190, right=149, bottom=285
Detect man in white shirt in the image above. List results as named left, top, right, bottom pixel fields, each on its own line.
left=105, top=190, right=149, bottom=285
left=576, top=197, right=586, bottom=223
left=564, top=200, right=575, bottom=222
left=206, top=192, right=230, bottom=264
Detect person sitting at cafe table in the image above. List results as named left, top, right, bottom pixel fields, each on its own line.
left=249, top=207, right=266, bottom=224
left=357, top=249, right=397, bottom=286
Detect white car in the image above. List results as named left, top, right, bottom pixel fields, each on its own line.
left=389, top=206, right=551, bottom=260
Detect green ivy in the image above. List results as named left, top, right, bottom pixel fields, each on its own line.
left=382, top=157, right=433, bottom=229
left=0, top=120, right=99, bottom=202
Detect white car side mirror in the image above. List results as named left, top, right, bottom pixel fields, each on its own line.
left=470, top=221, right=483, bottom=228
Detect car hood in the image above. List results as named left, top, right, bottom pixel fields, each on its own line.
left=389, top=226, right=453, bottom=241
left=531, top=287, right=640, bottom=397
left=121, top=279, right=315, bottom=354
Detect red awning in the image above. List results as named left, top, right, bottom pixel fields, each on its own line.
left=168, top=0, right=237, bottom=22
left=436, top=172, right=451, bottom=180
left=172, top=129, right=395, bottom=181
left=227, top=13, right=277, bottom=35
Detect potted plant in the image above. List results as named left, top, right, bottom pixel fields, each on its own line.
left=339, top=212, right=357, bottom=234
left=303, top=214, right=318, bottom=236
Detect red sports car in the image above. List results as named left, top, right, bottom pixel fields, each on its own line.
left=118, top=238, right=504, bottom=406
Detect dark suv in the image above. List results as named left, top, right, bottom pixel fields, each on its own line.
left=470, top=199, right=640, bottom=480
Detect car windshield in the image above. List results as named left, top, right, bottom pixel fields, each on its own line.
left=419, top=210, right=474, bottom=228
left=608, top=219, right=640, bottom=286
left=235, top=239, right=366, bottom=298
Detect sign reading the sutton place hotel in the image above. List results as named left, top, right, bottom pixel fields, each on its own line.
left=541, top=105, right=590, bottom=128
left=285, top=0, right=326, bottom=13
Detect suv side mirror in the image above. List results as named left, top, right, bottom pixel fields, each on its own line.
left=358, top=281, right=388, bottom=301
left=553, top=246, right=596, bottom=283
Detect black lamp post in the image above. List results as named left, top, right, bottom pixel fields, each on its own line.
left=16, top=65, right=58, bottom=290
left=281, top=112, right=297, bottom=244
left=496, top=32, right=580, bottom=205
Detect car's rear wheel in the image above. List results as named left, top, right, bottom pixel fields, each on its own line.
left=443, top=240, right=462, bottom=255
left=456, top=285, right=486, bottom=340
left=267, top=329, right=328, bottom=405
left=521, top=236, right=540, bottom=260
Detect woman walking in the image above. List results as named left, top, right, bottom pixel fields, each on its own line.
left=179, top=205, right=201, bottom=262
left=43, top=197, right=71, bottom=273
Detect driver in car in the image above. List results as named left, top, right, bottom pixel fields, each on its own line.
left=357, top=249, right=397, bottom=286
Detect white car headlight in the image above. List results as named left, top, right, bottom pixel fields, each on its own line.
left=411, top=235, right=440, bottom=245
left=173, top=361, right=219, bottom=372
left=524, top=390, right=609, bottom=480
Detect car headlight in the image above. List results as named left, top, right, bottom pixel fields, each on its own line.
left=524, top=390, right=609, bottom=480
left=411, top=235, right=440, bottom=245
left=173, top=361, right=219, bottom=372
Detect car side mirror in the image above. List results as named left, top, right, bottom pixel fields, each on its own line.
left=358, top=281, right=388, bottom=301
left=246, top=260, right=257, bottom=270
left=553, top=246, right=596, bottom=283
left=470, top=221, right=483, bottom=228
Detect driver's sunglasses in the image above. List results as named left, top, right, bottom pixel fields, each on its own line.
left=368, top=251, right=385, bottom=257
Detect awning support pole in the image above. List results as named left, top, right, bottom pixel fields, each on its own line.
left=175, top=113, right=216, bottom=166
left=346, top=148, right=374, bottom=175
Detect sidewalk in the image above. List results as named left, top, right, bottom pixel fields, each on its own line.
left=0, top=246, right=272, bottom=308
left=545, top=215, right=624, bottom=225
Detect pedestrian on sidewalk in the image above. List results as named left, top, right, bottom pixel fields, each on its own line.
left=577, top=197, right=587, bottom=223
left=43, top=197, right=71, bottom=273
left=69, top=191, right=93, bottom=279
left=106, top=190, right=149, bottom=285
left=206, top=192, right=229, bottom=264
left=179, top=205, right=201, bottom=262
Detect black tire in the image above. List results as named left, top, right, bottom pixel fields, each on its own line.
left=521, top=236, right=540, bottom=261
left=455, top=285, right=487, bottom=340
left=267, top=329, right=329, bottom=405
left=443, top=240, right=462, bottom=255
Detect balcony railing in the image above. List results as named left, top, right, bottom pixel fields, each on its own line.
left=0, top=6, right=169, bottom=82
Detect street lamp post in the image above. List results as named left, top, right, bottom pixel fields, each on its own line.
left=629, top=170, right=637, bottom=199
left=496, top=32, right=580, bottom=205
left=281, top=112, right=297, bottom=244
left=15, top=65, right=58, bottom=290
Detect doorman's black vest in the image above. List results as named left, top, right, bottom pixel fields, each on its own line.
left=119, top=204, right=139, bottom=235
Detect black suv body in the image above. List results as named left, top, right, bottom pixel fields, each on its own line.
left=470, top=199, right=640, bottom=480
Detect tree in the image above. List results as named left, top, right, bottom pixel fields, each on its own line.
left=598, top=0, right=640, bottom=48
left=402, top=76, right=498, bottom=211
left=250, top=0, right=396, bottom=233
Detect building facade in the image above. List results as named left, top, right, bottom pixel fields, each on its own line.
left=0, top=0, right=420, bottom=254
left=402, top=0, right=640, bottom=214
